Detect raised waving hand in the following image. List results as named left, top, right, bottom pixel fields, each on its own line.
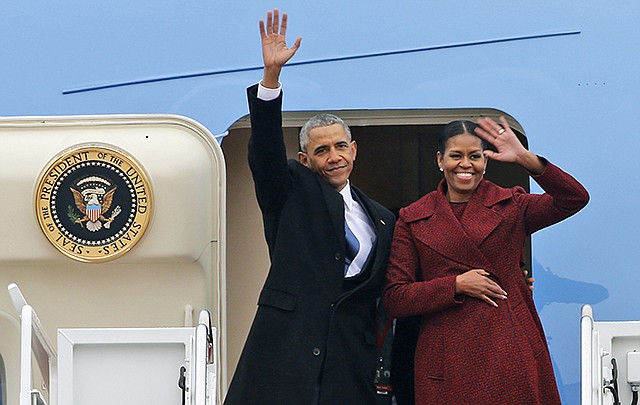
left=475, top=116, right=545, bottom=175
left=260, top=9, right=302, bottom=88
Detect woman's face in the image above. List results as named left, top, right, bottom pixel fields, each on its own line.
left=437, top=133, right=487, bottom=202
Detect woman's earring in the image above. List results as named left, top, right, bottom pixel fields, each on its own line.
left=439, top=167, right=444, bottom=172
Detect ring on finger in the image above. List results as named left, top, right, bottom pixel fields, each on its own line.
left=497, top=128, right=505, bottom=135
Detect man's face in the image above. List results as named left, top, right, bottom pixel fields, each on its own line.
left=297, top=123, right=357, bottom=191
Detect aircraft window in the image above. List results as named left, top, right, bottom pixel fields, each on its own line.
left=0, top=354, right=6, bottom=405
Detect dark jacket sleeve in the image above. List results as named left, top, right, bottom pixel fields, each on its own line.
left=246, top=84, right=293, bottom=215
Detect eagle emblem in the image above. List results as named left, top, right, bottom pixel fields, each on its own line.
left=69, top=176, right=122, bottom=232
left=36, top=143, right=152, bottom=262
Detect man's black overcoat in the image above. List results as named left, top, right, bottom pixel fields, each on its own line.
left=223, top=85, right=395, bottom=405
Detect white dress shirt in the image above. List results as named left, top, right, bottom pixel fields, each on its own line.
left=340, top=182, right=376, bottom=278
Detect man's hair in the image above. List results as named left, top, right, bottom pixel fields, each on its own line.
left=299, top=113, right=352, bottom=152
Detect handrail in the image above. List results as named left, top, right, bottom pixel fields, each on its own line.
left=581, top=304, right=594, bottom=405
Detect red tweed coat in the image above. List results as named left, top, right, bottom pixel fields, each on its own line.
left=383, top=161, right=589, bottom=405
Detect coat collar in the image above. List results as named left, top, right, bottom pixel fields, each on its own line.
left=401, top=179, right=513, bottom=270
left=403, top=179, right=513, bottom=222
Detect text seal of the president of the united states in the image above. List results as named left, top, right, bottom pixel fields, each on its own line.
left=35, top=143, right=153, bottom=262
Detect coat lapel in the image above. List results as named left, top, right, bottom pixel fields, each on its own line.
left=352, top=186, right=390, bottom=278
left=352, top=186, right=388, bottom=237
left=460, top=183, right=505, bottom=248
left=318, top=176, right=346, bottom=248
left=404, top=180, right=511, bottom=271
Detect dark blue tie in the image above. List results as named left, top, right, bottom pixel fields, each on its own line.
left=344, top=221, right=360, bottom=275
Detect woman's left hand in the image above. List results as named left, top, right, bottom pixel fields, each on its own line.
left=475, top=116, right=545, bottom=175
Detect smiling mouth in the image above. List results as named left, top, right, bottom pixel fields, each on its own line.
left=455, top=172, right=474, bottom=179
left=327, top=165, right=347, bottom=173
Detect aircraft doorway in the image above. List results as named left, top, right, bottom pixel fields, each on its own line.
left=221, top=108, right=532, bottom=385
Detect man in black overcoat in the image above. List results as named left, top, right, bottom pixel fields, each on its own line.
left=223, top=9, right=396, bottom=405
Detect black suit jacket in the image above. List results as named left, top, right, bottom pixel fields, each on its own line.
left=224, top=85, right=395, bottom=405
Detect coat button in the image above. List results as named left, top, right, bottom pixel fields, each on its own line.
left=312, top=348, right=321, bottom=356
left=334, top=253, right=341, bottom=261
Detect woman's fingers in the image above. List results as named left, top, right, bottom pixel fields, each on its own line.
left=480, top=295, right=499, bottom=307
left=457, top=269, right=507, bottom=306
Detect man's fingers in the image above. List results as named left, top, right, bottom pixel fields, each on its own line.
left=290, top=36, right=302, bottom=52
left=272, top=9, right=280, bottom=34
left=259, top=20, right=266, bottom=38
left=266, top=11, right=273, bottom=35
left=280, top=12, right=288, bottom=36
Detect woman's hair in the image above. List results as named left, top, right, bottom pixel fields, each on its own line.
left=438, top=120, right=489, bottom=153
left=299, top=113, right=352, bottom=152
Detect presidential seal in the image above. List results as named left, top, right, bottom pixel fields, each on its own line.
left=35, top=144, right=153, bottom=262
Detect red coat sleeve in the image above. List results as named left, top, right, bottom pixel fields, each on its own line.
left=517, top=159, right=590, bottom=234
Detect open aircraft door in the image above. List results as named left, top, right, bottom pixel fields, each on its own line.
left=0, top=115, right=226, bottom=405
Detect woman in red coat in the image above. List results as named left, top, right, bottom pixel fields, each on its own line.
left=383, top=117, right=589, bottom=404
